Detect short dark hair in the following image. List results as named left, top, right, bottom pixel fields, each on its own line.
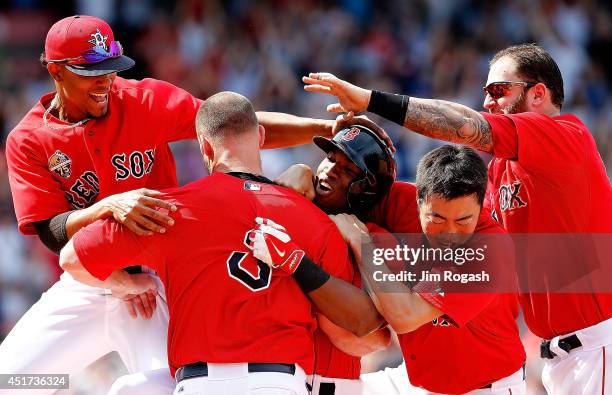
left=195, top=91, right=258, bottom=140
left=416, top=145, right=487, bottom=206
left=491, top=43, right=564, bottom=109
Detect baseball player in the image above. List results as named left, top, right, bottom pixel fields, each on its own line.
left=107, top=123, right=396, bottom=395
left=59, top=92, right=382, bottom=395
left=306, top=125, right=397, bottom=395
left=274, top=145, right=526, bottom=394
left=302, top=43, right=612, bottom=394
left=1, top=15, right=353, bottom=394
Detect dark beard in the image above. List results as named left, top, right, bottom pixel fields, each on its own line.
left=503, top=90, right=529, bottom=114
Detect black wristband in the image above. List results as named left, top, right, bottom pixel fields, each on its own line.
left=33, top=210, right=75, bottom=255
left=367, top=90, right=410, bottom=126
left=292, top=255, right=331, bottom=294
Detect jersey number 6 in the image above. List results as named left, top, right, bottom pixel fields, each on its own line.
left=226, top=251, right=271, bottom=292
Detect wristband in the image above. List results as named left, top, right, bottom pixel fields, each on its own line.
left=367, top=90, right=410, bottom=126
left=292, top=256, right=331, bottom=294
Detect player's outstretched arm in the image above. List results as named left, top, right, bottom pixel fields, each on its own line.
left=330, top=214, right=443, bottom=334
left=249, top=218, right=385, bottom=336
left=303, top=72, right=493, bottom=153
left=67, top=188, right=178, bottom=238
left=257, top=112, right=333, bottom=149
left=257, top=112, right=395, bottom=151
left=33, top=188, right=178, bottom=254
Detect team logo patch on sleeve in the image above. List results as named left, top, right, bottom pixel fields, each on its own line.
left=244, top=182, right=261, bottom=191
left=48, top=150, right=72, bottom=178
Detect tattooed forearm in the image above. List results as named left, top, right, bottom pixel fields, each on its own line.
left=403, top=98, right=493, bottom=153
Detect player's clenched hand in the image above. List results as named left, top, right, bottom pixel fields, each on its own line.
left=246, top=217, right=305, bottom=275
left=101, top=188, right=177, bottom=236
left=303, top=73, right=371, bottom=114
left=275, top=164, right=316, bottom=201
left=112, top=273, right=158, bottom=319
left=332, top=114, right=396, bottom=153
left=329, top=213, right=369, bottom=248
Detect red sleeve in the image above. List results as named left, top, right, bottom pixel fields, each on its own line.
left=314, top=224, right=353, bottom=283
left=418, top=293, right=496, bottom=328
left=6, top=131, right=72, bottom=235
left=483, top=112, right=586, bottom=174
left=144, top=78, right=203, bottom=143
left=72, top=219, right=164, bottom=280
left=368, top=182, right=421, bottom=234
left=415, top=230, right=516, bottom=327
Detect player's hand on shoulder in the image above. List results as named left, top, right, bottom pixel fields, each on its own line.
left=246, top=217, right=305, bottom=275
left=329, top=213, right=369, bottom=247
left=101, top=188, right=177, bottom=236
left=332, top=114, right=396, bottom=153
left=275, top=164, right=315, bottom=200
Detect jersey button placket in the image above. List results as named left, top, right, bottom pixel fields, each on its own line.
left=84, top=126, right=101, bottom=156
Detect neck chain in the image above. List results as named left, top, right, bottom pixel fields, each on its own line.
left=42, top=94, right=91, bottom=130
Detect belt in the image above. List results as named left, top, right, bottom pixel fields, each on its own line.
left=541, top=334, right=582, bottom=359
left=175, top=362, right=296, bottom=382
left=319, top=382, right=335, bottom=395
left=480, top=363, right=526, bottom=389
left=306, top=382, right=336, bottom=395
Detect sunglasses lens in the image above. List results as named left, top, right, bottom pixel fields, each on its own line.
left=108, top=41, right=123, bottom=57
left=486, top=83, right=509, bottom=100
left=80, top=41, right=123, bottom=63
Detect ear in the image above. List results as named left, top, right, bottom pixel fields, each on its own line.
left=258, top=125, right=266, bottom=149
left=198, top=135, right=214, bottom=161
left=530, top=82, right=547, bottom=107
left=47, top=63, right=63, bottom=82
left=204, top=139, right=214, bottom=162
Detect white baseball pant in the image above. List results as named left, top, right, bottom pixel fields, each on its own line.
left=307, top=374, right=364, bottom=395
left=172, top=363, right=308, bottom=395
left=361, top=362, right=525, bottom=395
left=107, top=368, right=175, bottom=395
left=361, top=362, right=426, bottom=395
left=541, top=316, right=612, bottom=395
left=0, top=272, right=169, bottom=395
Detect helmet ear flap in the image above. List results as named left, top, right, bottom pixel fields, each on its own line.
left=347, top=176, right=378, bottom=213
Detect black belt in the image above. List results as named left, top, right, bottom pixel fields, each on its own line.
left=480, top=363, right=526, bottom=389
left=175, top=362, right=296, bottom=382
left=540, top=334, right=582, bottom=359
left=306, top=382, right=336, bottom=395
left=319, top=382, right=335, bottom=395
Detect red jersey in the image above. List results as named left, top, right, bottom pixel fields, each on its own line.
left=483, top=112, right=612, bottom=338
left=313, top=266, right=362, bottom=379
left=6, top=77, right=202, bottom=235
left=370, top=182, right=525, bottom=394
left=72, top=172, right=353, bottom=375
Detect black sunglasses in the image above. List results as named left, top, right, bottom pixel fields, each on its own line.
left=483, top=81, right=537, bottom=100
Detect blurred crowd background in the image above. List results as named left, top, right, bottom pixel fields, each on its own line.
left=0, top=0, right=610, bottom=394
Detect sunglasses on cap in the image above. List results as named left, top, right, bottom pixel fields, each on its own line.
left=47, top=41, right=123, bottom=65
left=483, top=81, right=536, bottom=100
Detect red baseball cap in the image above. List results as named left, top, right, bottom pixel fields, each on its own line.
left=44, top=15, right=134, bottom=76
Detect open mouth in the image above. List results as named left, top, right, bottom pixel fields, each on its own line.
left=89, top=92, right=108, bottom=104
left=317, top=179, right=334, bottom=194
